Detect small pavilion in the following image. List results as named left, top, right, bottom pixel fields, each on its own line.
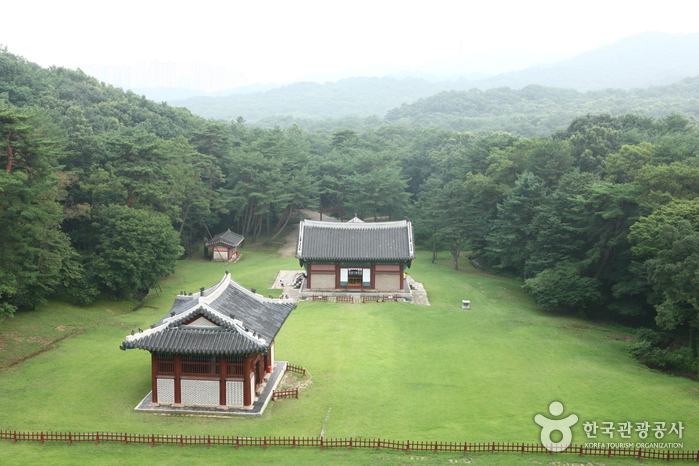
left=296, top=217, right=415, bottom=292
left=120, top=271, right=295, bottom=409
left=205, top=229, right=244, bottom=262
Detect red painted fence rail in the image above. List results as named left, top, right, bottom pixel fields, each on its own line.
left=272, top=389, right=299, bottom=401
left=285, top=364, right=306, bottom=377
left=1, top=431, right=698, bottom=461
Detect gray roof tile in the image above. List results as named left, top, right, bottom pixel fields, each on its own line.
left=296, top=219, right=415, bottom=262
left=121, top=273, right=295, bottom=355
left=205, top=229, right=244, bottom=248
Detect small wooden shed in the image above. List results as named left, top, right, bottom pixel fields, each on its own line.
left=205, top=229, right=244, bottom=262
left=120, top=271, right=295, bottom=408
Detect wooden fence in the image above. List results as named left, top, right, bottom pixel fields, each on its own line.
left=272, top=389, right=299, bottom=401
left=310, top=295, right=400, bottom=303
left=285, top=364, right=306, bottom=377
left=1, top=431, right=697, bottom=460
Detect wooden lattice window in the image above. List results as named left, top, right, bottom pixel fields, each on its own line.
left=181, top=354, right=219, bottom=376
left=156, top=353, right=175, bottom=374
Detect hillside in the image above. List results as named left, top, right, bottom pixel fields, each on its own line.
left=170, top=77, right=448, bottom=121
left=383, top=77, right=699, bottom=135
left=172, top=32, right=699, bottom=124
left=472, top=32, right=699, bottom=91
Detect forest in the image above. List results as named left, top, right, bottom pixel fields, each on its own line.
left=2, top=47, right=699, bottom=377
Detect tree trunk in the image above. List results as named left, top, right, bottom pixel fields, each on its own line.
left=125, top=187, right=137, bottom=207
left=269, top=202, right=294, bottom=242
left=450, top=240, right=462, bottom=270
left=431, top=231, right=438, bottom=264
left=179, top=203, right=192, bottom=235
left=5, top=131, right=14, bottom=173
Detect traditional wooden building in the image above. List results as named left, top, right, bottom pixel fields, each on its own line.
left=205, top=229, right=244, bottom=262
left=296, top=217, right=415, bottom=292
left=120, top=271, right=295, bottom=408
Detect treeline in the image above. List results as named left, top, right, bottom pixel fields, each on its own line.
left=242, top=78, right=699, bottom=138
left=384, top=79, right=699, bottom=136
left=0, top=49, right=412, bottom=317
left=407, top=113, right=699, bottom=376
left=2, top=48, right=699, bottom=376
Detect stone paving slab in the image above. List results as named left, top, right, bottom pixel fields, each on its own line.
left=133, top=361, right=288, bottom=417
left=272, top=270, right=430, bottom=305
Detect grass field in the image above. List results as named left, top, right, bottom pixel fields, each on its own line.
left=1, top=242, right=698, bottom=464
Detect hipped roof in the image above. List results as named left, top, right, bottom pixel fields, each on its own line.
left=121, top=272, right=295, bottom=355
left=296, top=219, right=415, bottom=262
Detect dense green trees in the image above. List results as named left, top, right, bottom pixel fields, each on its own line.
left=0, top=104, right=79, bottom=318
left=3, top=47, right=699, bottom=377
left=87, top=206, right=184, bottom=299
left=405, top=112, right=699, bottom=374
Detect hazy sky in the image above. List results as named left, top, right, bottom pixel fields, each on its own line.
left=5, top=0, right=698, bottom=86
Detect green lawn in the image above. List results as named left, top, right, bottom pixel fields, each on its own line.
left=1, top=245, right=698, bottom=464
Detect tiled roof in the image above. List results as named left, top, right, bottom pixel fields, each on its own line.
left=121, top=326, right=267, bottom=354
left=121, top=272, right=295, bottom=355
left=296, top=219, right=414, bottom=262
left=205, top=229, right=244, bottom=248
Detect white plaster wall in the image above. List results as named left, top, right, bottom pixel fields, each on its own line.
left=311, top=274, right=336, bottom=290
left=157, top=378, right=174, bottom=404
left=181, top=379, right=219, bottom=406
left=226, top=380, right=244, bottom=406
left=375, top=273, right=400, bottom=291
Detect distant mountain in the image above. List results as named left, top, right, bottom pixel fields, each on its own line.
left=472, top=32, right=699, bottom=91
left=382, top=76, right=699, bottom=136
left=131, top=82, right=284, bottom=103
left=171, top=77, right=451, bottom=121
left=172, top=32, right=699, bottom=122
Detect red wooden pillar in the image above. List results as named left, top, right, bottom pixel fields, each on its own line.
left=264, top=351, right=272, bottom=376
left=174, top=354, right=182, bottom=404
left=243, top=355, right=253, bottom=407
left=219, top=356, right=227, bottom=406
left=255, top=356, right=264, bottom=386
left=151, top=353, right=159, bottom=403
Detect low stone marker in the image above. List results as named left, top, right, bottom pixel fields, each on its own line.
left=461, top=300, right=471, bottom=310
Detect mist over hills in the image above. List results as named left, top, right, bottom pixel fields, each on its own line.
left=169, top=32, right=699, bottom=124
